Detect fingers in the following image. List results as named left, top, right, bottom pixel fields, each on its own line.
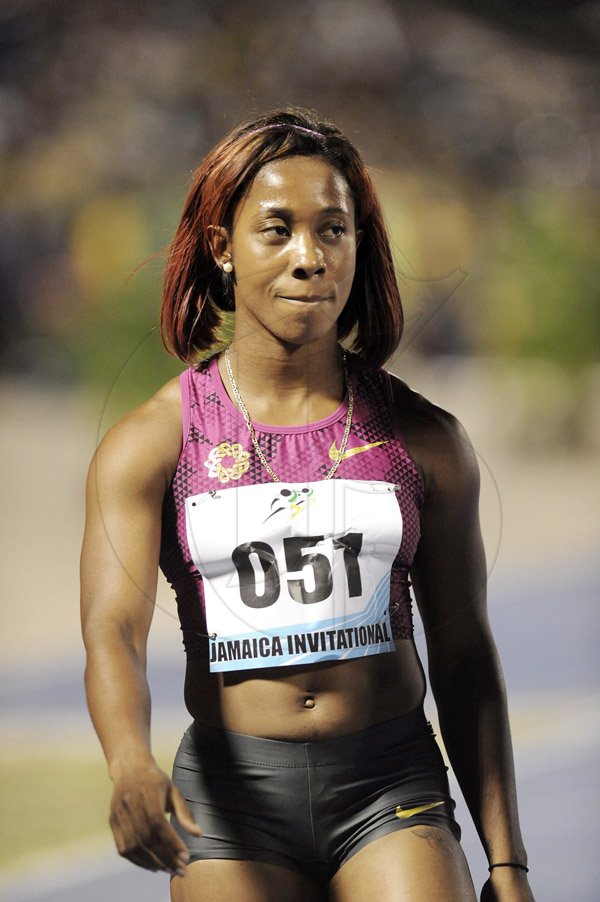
left=111, top=805, right=171, bottom=874
left=110, top=777, right=195, bottom=877
left=112, top=808, right=189, bottom=876
left=169, top=784, right=202, bottom=837
left=112, top=823, right=151, bottom=872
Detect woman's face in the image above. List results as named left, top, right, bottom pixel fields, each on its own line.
left=218, top=155, right=361, bottom=348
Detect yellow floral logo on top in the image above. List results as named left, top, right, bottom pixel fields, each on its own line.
left=204, top=441, right=250, bottom=483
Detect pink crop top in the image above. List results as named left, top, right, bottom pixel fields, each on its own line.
left=159, top=354, right=424, bottom=660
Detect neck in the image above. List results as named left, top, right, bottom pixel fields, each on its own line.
left=220, top=334, right=346, bottom=426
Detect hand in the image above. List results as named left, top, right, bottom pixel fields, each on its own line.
left=109, top=761, right=202, bottom=876
left=480, top=867, right=535, bottom=901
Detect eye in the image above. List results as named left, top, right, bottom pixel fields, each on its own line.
left=322, top=223, right=347, bottom=238
left=262, top=224, right=290, bottom=237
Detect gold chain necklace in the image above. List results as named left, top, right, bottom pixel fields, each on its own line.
left=224, top=346, right=354, bottom=483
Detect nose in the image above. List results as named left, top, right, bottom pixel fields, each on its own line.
left=291, top=233, right=326, bottom=280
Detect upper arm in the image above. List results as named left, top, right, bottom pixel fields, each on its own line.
left=80, top=381, right=182, bottom=658
left=408, top=405, right=491, bottom=666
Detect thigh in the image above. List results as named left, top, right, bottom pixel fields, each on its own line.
left=171, top=859, right=326, bottom=902
left=171, top=723, right=315, bottom=873
left=328, top=827, right=476, bottom=902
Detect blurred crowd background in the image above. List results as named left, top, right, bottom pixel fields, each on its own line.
left=1, top=1, right=598, bottom=900
left=2, top=0, right=599, bottom=433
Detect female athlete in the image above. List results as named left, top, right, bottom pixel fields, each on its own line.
left=81, top=108, right=535, bottom=901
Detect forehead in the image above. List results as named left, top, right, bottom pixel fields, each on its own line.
left=236, top=156, right=355, bottom=219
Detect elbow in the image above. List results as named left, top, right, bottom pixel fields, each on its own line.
left=428, top=663, right=508, bottom=728
left=427, top=635, right=505, bottom=706
left=82, top=618, right=148, bottom=676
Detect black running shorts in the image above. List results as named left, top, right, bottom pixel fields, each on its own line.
left=171, top=706, right=460, bottom=883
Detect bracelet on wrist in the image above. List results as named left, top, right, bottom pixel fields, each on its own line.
left=488, top=862, right=529, bottom=873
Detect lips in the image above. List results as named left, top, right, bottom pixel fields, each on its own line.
left=277, top=294, right=332, bottom=302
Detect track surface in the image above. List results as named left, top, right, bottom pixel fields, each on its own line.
left=2, top=558, right=598, bottom=902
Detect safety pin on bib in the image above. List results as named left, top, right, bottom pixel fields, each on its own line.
left=189, top=489, right=221, bottom=509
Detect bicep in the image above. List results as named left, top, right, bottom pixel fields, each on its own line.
left=80, top=415, right=175, bottom=657
left=81, top=470, right=158, bottom=654
left=411, top=415, right=491, bottom=661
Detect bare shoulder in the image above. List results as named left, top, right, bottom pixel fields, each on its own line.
left=91, top=374, right=184, bottom=498
left=386, top=372, right=479, bottom=496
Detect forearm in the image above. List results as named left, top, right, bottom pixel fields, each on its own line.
left=83, top=628, right=201, bottom=874
left=84, top=630, right=156, bottom=780
left=430, top=641, right=527, bottom=866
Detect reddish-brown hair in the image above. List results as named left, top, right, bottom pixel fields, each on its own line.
left=161, top=108, right=403, bottom=368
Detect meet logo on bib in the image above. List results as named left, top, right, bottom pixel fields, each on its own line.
left=264, top=486, right=315, bottom=522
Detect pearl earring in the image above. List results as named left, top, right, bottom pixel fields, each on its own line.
left=222, top=261, right=233, bottom=273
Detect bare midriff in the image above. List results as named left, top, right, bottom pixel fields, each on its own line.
left=183, top=639, right=426, bottom=741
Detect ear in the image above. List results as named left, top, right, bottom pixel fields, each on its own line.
left=206, top=225, right=232, bottom=267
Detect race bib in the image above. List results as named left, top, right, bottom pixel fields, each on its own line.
left=185, top=479, right=403, bottom=672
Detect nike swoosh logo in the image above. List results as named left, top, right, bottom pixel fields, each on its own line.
left=328, top=439, right=389, bottom=461
left=395, top=801, right=445, bottom=819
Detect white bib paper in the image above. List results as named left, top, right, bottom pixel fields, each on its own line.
left=185, top=479, right=403, bottom=672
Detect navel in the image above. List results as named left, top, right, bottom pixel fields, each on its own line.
left=303, top=695, right=316, bottom=709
